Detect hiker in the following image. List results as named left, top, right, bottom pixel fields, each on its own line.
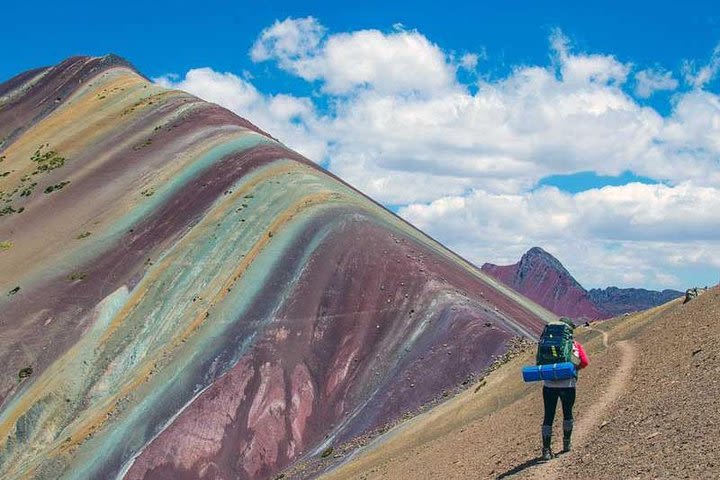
left=540, top=317, right=589, bottom=461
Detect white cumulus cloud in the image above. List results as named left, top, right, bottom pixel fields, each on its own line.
left=154, top=19, right=720, bottom=289
left=250, top=17, right=326, bottom=69
left=683, top=43, right=720, bottom=89
left=399, top=182, right=720, bottom=288
left=251, top=17, right=455, bottom=95
left=153, top=68, right=326, bottom=161
left=634, top=67, right=679, bottom=98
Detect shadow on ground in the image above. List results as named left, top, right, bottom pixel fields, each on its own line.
left=495, top=456, right=543, bottom=478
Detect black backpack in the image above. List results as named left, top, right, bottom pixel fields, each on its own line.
left=536, top=321, right=574, bottom=365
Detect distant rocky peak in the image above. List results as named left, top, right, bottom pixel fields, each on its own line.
left=483, top=247, right=684, bottom=320
left=517, top=247, right=584, bottom=291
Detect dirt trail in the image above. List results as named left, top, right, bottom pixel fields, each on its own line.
left=526, top=339, right=636, bottom=479
left=318, top=325, right=635, bottom=480
left=587, top=327, right=609, bottom=348
left=318, top=292, right=720, bottom=480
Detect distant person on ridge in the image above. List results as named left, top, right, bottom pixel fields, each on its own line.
left=540, top=317, right=589, bottom=461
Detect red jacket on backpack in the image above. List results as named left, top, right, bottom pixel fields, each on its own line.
left=574, top=341, right=589, bottom=369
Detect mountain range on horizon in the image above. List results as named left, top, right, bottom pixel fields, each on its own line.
left=481, top=246, right=684, bottom=320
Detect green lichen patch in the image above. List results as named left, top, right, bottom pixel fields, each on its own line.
left=96, top=86, right=123, bottom=100
left=20, top=182, right=38, bottom=197
left=1, top=205, right=25, bottom=215
left=0, top=205, right=18, bottom=216
left=133, top=138, right=153, bottom=151
left=0, top=145, right=68, bottom=215
left=67, top=271, right=88, bottom=281
left=44, top=181, right=70, bottom=194
left=0, top=241, right=12, bottom=250
left=31, top=144, right=66, bottom=173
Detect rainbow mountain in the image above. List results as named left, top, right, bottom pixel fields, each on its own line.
left=0, top=55, right=554, bottom=479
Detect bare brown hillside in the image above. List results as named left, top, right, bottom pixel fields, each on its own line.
left=319, top=287, right=720, bottom=480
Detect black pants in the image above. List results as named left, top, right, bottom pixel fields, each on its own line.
left=542, top=386, right=575, bottom=426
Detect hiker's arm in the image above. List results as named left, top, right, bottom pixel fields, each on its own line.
left=576, top=342, right=589, bottom=369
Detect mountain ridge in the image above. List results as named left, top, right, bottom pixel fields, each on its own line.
left=0, top=55, right=554, bottom=480
left=482, top=247, right=683, bottom=320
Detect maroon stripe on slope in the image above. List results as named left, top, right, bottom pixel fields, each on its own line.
left=0, top=143, right=297, bottom=410
left=123, top=214, right=545, bottom=480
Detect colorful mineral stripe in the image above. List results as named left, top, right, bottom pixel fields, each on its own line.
left=0, top=56, right=555, bottom=479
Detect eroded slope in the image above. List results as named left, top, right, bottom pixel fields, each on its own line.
left=0, top=56, right=555, bottom=480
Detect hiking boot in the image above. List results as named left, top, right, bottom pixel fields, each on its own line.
left=541, top=446, right=553, bottom=461
left=541, top=425, right=553, bottom=461
left=562, top=419, right=573, bottom=453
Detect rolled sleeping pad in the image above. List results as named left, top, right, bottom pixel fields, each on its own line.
left=522, top=362, right=576, bottom=382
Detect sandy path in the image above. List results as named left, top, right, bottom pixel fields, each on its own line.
left=587, top=327, right=609, bottom=348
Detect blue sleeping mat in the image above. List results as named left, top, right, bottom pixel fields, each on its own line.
left=522, top=362, right=576, bottom=382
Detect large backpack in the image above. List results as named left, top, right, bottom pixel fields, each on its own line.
left=536, top=321, right=574, bottom=365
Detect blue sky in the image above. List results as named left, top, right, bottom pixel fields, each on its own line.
left=4, top=1, right=720, bottom=290
left=5, top=0, right=719, bottom=102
